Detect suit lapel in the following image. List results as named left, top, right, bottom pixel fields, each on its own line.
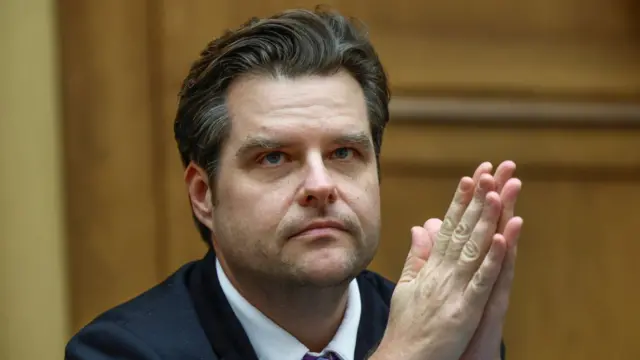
left=354, top=275, right=390, bottom=359
left=188, top=250, right=391, bottom=360
left=187, top=250, right=259, bottom=360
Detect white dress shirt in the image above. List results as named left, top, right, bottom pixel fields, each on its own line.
left=216, top=259, right=362, bottom=360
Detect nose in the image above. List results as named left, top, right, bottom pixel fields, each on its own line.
left=296, top=157, right=338, bottom=209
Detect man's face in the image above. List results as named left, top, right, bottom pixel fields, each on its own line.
left=211, top=71, right=381, bottom=287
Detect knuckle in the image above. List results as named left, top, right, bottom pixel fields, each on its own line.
left=453, top=222, right=472, bottom=238
left=440, top=217, right=456, bottom=236
left=473, top=186, right=486, bottom=199
left=447, top=223, right=472, bottom=258
left=471, top=270, right=492, bottom=291
left=461, top=240, right=481, bottom=262
left=453, top=191, right=467, bottom=204
left=472, top=257, right=501, bottom=291
left=435, top=233, right=450, bottom=250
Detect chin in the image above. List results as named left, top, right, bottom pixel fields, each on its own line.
left=294, top=268, right=355, bottom=288
left=290, top=248, right=364, bottom=287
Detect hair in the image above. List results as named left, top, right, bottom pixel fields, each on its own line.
left=173, top=6, right=391, bottom=247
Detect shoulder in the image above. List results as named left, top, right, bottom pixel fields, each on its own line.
left=65, top=261, right=215, bottom=360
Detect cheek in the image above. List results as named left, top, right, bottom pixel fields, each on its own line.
left=218, top=175, right=295, bottom=231
left=340, top=174, right=380, bottom=220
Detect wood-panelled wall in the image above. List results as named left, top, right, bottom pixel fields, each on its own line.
left=59, top=1, right=640, bottom=359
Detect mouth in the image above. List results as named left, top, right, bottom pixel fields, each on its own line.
left=290, top=220, right=349, bottom=239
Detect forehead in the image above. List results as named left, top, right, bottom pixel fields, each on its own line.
left=225, top=71, right=370, bottom=141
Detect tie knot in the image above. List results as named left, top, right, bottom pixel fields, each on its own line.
left=302, top=351, right=339, bottom=360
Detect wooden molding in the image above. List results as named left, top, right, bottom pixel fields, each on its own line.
left=389, top=96, right=640, bottom=124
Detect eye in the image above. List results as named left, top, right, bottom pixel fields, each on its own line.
left=258, top=151, right=287, bottom=166
left=331, top=147, right=355, bottom=160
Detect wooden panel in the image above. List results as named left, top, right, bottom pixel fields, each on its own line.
left=158, top=1, right=640, bottom=99
left=156, top=0, right=640, bottom=274
left=373, top=121, right=640, bottom=360
left=364, top=0, right=640, bottom=97
left=153, top=4, right=640, bottom=358
left=59, top=1, right=640, bottom=359
left=381, top=123, right=640, bottom=169
left=155, top=0, right=229, bottom=272
left=58, top=0, right=162, bottom=332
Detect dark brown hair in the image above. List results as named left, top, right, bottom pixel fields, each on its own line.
left=174, top=6, right=391, bottom=246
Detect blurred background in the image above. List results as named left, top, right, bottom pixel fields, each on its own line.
left=2, top=0, right=640, bottom=359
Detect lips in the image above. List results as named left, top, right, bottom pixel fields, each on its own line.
left=291, top=220, right=348, bottom=238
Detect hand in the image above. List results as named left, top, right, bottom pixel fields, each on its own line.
left=412, top=161, right=523, bottom=360
left=460, top=162, right=521, bottom=360
left=372, top=163, right=515, bottom=360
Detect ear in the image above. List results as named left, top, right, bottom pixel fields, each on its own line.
left=184, top=162, right=214, bottom=231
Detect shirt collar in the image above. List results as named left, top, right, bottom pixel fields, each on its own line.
left=216, top=259, right=361, bottom=360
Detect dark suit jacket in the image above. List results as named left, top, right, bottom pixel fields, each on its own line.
left=66, top=250, right=506, bottom=359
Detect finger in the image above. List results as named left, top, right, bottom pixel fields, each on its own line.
left=458, top=308, right=504, bottom=360
left=465, top=217, right=523, bottom=352
left=493, top=160, right=516, bottom=193
left=432, top=161, right=491, bottom=260
left=463, top=233, right=507, bottom=305
left=472, top=162, right=493, bottom=183
left=491, top=217, right=523, bottom=309
left=458, top=311, right=505, bottom=360
left=398, top=226, right=434, bottom=283
left=431, top=177, right=475, bottom=259
left=497, top=178, right=522, bottom=233
left=423, top=218, right=442, bottom=240
left=444, top=174, right=495, bottom=261
left=458, top=191, right=502, bottom=269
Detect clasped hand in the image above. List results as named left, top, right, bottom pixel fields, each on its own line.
left=373, top=161, right=523, bottom=360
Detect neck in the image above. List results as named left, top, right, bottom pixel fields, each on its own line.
left=219, top=259, right=350, bottom=352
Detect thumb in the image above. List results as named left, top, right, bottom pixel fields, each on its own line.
left=398, top=220, right=437, bottom=283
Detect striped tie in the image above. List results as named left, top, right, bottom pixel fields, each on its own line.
left=302, top=352, right=340, bottom=360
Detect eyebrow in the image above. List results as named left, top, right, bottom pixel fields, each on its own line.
left=235, top=131, right=373, bottom=158
left=332, top=132, right=373, bottom=151
left=235, top=136, right=284, bottom=158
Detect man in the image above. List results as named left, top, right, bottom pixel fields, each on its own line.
left=66, top=7, right=522, bottom=360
